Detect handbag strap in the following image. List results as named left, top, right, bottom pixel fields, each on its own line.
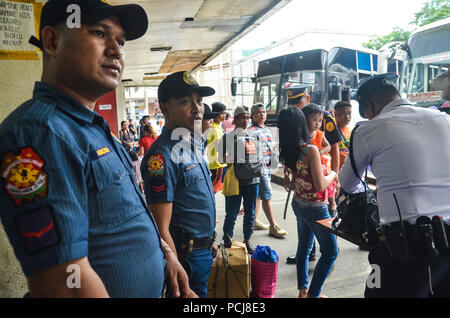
left=348, top=124, right=365, bottom=184
left=301, top=144, right=311, bottom=162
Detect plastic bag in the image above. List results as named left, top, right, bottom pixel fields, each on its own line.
left=252, top=245, right=279, bottom=263
left=251, top=245, right=279, bottom=298
left=222, top=165, right=239, bottom=196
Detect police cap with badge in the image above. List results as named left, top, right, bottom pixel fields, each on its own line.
left=286, top=85, right=310, bottom=105
left=158, top=71, right=215, bottom=103
left=356, top=73, right=398, bottom=118
left=29, top=0, right=148, bottom=50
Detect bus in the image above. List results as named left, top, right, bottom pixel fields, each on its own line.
left=398, top=17, right=450, bottom=109
left=251, top=46, right=401, bottom=126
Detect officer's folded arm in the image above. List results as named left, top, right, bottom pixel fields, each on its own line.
left=27, top=257, right=109, bottom=298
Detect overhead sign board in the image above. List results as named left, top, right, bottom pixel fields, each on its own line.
left=0, top=0, right=42, bottom=60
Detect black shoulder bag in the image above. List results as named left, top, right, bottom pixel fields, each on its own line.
left=331, top=125, right=380, bottom=250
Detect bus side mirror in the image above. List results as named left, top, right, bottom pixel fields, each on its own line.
left=328, top=75, right=340, bottom=100
left=340, top=86, right=351, bottom=102
left=231, top=78, right=238, bottom=96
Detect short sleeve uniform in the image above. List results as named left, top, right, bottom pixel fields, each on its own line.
left=141, top=127, right=216, bottom=239
left=0, top=82, right=166, bottom=297
left=322, top=111, right=342, bottom=145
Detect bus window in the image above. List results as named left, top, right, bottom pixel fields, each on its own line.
left=357, top=52, right=371, bottom=72
left=268, top=83, right=278, bottom=114
left=412, top=64, right=425, bottom=93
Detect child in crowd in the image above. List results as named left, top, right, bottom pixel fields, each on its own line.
left=333, top=101, right=353, bottom=169
left=302, top=104, right=337, bottom=215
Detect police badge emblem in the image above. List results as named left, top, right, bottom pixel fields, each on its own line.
left=1, top=148, right=48, bottom=206
left=147, top=153, right=165, bottom=177
left=183, top=72, right=198, bottom=86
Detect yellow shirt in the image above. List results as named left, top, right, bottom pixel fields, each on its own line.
left=206, top=122, right=227, bottom=169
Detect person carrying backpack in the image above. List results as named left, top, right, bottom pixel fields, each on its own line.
left=218, top=106, right=263, bottom=254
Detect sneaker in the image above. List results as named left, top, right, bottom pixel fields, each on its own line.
left=253, top=220, right=269, bottom=230
left=244, top=240, right=256, bottom=254
left=269, top=224, right=287, bottom=238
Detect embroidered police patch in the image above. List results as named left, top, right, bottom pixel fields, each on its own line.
left=325, top=121, right=335, bottom=132
left=15, top=206, right=59, bottom=254
left=149, top=179, right=167, bottom=198
left=1, top=148, right=48, bottom=206
left=147, top=153, right=165, bottom=177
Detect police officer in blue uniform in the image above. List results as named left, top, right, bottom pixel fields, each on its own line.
left=141, top=71, right=219, bottom=298
left=0, top=0, right=195, bottom=298
left=340, top=73, right=450, bottom=297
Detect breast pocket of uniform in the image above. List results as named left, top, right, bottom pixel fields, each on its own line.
left=91, top=153, right=139, bottom=224
left=183, top=164, right=206, bottom=188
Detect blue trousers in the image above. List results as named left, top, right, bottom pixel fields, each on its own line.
left=223, top=183, right=259, bottom=244
left=292, top=199, right=338, bottom=297
left=185, top=248, right=213, bottom=298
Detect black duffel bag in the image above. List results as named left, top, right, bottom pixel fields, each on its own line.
left=332, top=125, right=380, bottom=250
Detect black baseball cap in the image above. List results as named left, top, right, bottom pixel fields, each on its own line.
left=356, top=73, right=398, bottom=118
left=29, top=0, right=148, bottom=50
left=158, top=71, right=215, bottom=103
left=203, top=103, right=216, bottom=120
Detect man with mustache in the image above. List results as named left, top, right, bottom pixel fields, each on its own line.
left=141, top=71, right=219, bottom=298
left=0, top=0, right=194, bottom=298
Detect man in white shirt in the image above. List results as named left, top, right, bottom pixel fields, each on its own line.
left=339, top=73, right=450, bottom=298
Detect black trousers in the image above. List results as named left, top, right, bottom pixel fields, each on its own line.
left=365, top=242, right=450, bottom=298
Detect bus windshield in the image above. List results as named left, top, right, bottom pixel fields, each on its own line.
left=399, top=21, right=450, bottom=108
left=254, top=71, right=326, bottom=115
left=254, top=50, right=328, bottom=117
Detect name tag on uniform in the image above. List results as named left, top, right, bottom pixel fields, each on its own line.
left=186, top=164, right=197, bottom=171
left=89, top=147, right=111, bottom=161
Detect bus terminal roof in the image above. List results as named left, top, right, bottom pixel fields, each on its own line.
left=109, top=0, right=290, bottom=87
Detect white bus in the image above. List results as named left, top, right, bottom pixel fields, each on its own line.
left=399, top=17, right=450, bottom=109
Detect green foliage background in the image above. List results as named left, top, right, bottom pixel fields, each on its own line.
left=363, top=0, right=450, bottom=50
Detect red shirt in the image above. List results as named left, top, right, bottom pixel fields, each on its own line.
left=139, top=135, right=156, bottom=154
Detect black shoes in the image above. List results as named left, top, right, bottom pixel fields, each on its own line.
left=286, top=253, right=316, bottom=264
left=286, top=255, right=296, bottom=264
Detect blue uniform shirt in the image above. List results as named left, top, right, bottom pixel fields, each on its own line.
left=141, top=127, right=216, bottom=239
left=0, top=82, right=166, bottom=297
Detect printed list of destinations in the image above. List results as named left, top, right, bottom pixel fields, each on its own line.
left=0, top=1, right=35, bottom=51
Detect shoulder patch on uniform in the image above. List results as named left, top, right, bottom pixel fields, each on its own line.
left=1, top=147, right=48, bottom=206
left=15, top=206, right=59, bottom=254
left=325, top=121, right=335, bottom=132
left=147, top=153, right=165, bottom=177
left=149, top=179, right=167, bottom=198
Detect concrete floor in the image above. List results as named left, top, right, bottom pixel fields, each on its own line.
left=214, top=181, right=372, bottom=298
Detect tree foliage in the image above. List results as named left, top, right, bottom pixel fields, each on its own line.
left=412, top=0, right=450, bottom=26
left=363, top=28, right=411, bottom=51
left=363, top=0, right=450, bottom=50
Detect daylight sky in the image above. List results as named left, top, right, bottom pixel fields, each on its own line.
left=231, top=0, right=427, bottom=50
